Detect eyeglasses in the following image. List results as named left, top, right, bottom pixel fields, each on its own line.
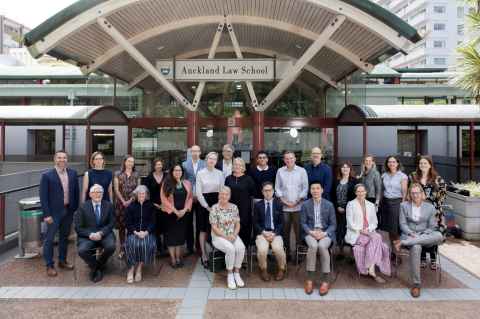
left=91, top=191, right=104, bottom=194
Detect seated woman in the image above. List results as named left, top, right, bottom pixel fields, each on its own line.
left=345, top=184, right=391, bottom=283
left=161, top=164, right=193, bottom=268
left=209, top=186, right=246, bottom=290
left=125, top=185, right=156, bottom=283
left=394, top=183, right=444, bottom=298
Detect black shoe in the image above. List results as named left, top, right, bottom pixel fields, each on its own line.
left=92, top=269, right=103, bottom=283
left=89, top=269, right=96, bottom=282
left=170, top=261, right=178, bottom=269
left=176, top=260, right=185, bottom=268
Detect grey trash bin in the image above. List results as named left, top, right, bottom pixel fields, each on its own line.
left=16, top=196, right=42, bottom=259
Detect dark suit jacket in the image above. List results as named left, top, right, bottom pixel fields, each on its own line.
left=331, top=177, right=358, bottom=209
left=40, top=167, right=79, bottom=220
left=300, top=198, right=337, bottom=242
left=74, top=200, right=115, bottom=239
left=253, top=198, right=284, bottom=237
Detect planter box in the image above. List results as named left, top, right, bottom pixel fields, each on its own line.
left=445, top=191, right=480, bottom=240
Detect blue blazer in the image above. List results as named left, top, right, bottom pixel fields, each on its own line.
left=253, top=199, right=284, bottom=237
left=300, top=198, right=337, bottom=242
left=40, top=168, right=79, bottom=220
left=182, top=158, right=206, bottom=194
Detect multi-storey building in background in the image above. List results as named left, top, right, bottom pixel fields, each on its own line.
left=0, top=15, right=30, bottom=55
left=372, top=0, right=473, bottom=69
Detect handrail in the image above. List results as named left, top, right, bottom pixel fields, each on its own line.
left=0, top=174, right=85, bottom=196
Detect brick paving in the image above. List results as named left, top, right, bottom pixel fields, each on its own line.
left=1, top=238, right=480, bottom=318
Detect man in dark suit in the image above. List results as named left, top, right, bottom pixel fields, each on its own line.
left=40, top=150, right=79, bottom=277
left=74, top=184, right=116, bottom=283
left=253, top=182, right=286, bottom=282
left=215, top=144, right=234, bottom=178
left=300, top=182, right=336, bottom=296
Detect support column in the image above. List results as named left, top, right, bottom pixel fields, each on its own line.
left=113, top=77, right=118, bottom=107
left=0, top=121, right=5, bottom=161
left=333, top=126, right=339, bottom=172
left=128, top=125, right=133, bottom=155
left=470, top=121, right=475, bottom=181
left=62, top=124, right=66, bottom=151
left=456, top=125, right=461, bottom=182
left=0, top=194, right=5, bottom=241
left=85, top=122, right=91, bottom=167
left=187, top=111, right=200, bottom=147
left=252, top=111, right=265, bottom=157
left=415, top=125, right=420, bottom=155
left=362, top=122, right=368, bottom=157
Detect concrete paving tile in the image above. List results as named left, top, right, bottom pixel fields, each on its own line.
left=58, top=287, right=78, bottom=299
left=149, top=287, right=170, bottom=299
left=4, top=287, right=26, bottom=298
left=184, top=288, right=209, bottom=300
left=188, top=280, right=211, bottom=288
left=20, top=287, right=49, bottom=299
left=130, top=288, right=150, bottom=299
left=260, top=288, right=273, bottom=299
left=181, top=298, right=207, bottom=307
left=236, top=288, right=249, bottom=299
left=70, top=287, right=90, bottom=299
left=176, top=315, right=204, bottom=319
left=295, top=288, right=310, bottom=300
left=271, top=288, right=285, bottom=299
left=168, top=288, right=187, bottom=299
left=355, top=289, right=372, bottom=301
left=208, top=288, right=225, bottom=299
left=177, top=305, right=205, bottom=316
left=248, top=288, right=261, bottom=299
left=224, top=289, right=237, bottom=299
left=284, top=288, right=297, bottom=299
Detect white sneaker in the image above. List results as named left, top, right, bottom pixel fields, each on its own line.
left=234, top=272, right=245, bottom=288
left=227, top=273, right=237, bottom=290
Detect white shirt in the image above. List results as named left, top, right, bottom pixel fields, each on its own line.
left=275, top=165, right=309, bottom=212
left=264, top=199, right=274, bottom=231
left=257, top=165, right=269, bottom=171
left=412, top=204, right=421, bottom=222
left=313, top=200, right=322, bottom=229
left=192, top=160, right=199, bottom=175
left=196, top=168, right=225, bottom=209
left=222, top=160, right=232, bottom=178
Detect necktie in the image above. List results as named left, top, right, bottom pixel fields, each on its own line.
left=265, top=202, right=272, bottom=230
left=95, top=204, right=101, bottom=225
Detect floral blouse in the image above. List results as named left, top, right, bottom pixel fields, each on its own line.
left=209, top=203, right=240, bottom=237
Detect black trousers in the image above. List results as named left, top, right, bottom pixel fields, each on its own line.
left=78, top=233, right=116, bottom=270
left=185, top=201, right=199, bottom=252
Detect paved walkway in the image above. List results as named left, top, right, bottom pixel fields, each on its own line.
left=1, top=255, right=480, bottom=318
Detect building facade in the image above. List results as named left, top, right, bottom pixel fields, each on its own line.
left=0, top=15, right=30, bottom=55
left=372, top=0, right=472, bottom=69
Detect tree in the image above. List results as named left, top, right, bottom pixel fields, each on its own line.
left=455, top=1, right=480, bottom=102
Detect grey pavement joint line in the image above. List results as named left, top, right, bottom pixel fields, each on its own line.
left=175, top=260, right=213, bottom=319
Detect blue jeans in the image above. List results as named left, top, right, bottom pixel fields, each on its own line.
left=43, top=209, right=73, bottom=267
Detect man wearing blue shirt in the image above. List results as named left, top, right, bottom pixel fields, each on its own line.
left=304, top=147, right=333, bottom=200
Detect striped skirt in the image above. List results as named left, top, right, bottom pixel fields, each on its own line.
left=353, top=232, right=391, bottom=276
left=125, top=234, right=157, bottom=267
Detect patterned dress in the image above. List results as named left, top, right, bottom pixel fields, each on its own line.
left=114, top=170, right=139, bottom=244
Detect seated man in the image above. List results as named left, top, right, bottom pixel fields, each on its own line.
left=74, top=184, right=116, bottom=283
left=394, top=183, right=443, bottom=298
left=300, top=182, right=336, bottom=296
left=253, top=182, right=286, bottom=282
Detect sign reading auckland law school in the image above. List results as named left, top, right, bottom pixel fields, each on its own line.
left=156, top=59, right=292, bottom=82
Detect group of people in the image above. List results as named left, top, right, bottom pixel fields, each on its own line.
left=39, top=145, right=446, bottom=298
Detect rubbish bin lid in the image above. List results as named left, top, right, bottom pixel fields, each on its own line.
left=19, top=197, right=41, bottom=206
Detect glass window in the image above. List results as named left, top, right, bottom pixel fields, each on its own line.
left=433, top=6, right=445, bottom=14
left=264, top=127, right=334, bottom=166
left=92, top=130, right=115, bottom=157
left=458, top=24, right=465, bottom=35
left=199, top=127, right=253, bottom=160
left=434, top=23, right=446, bottom=31
left=462, top=130, right=480, bottom=158
left=434, top=57, right=447, bottom=65
left=397, top=130, right=427, bottom=157
left=28, top=129, right=55, bottom=158
left=433, top=40, right=445, bottom=48
left=457, top=6, right=465, bottom=18
left=132, top=128, right=187, bottom=172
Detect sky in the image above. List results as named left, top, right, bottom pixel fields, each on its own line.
left=0, top=0, right=78, bottom=29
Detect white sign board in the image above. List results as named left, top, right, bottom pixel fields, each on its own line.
left=156, top=59, right=292, bottom=82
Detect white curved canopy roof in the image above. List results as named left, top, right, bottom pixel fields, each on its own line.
left=25, top=0, right=420, bottom=90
